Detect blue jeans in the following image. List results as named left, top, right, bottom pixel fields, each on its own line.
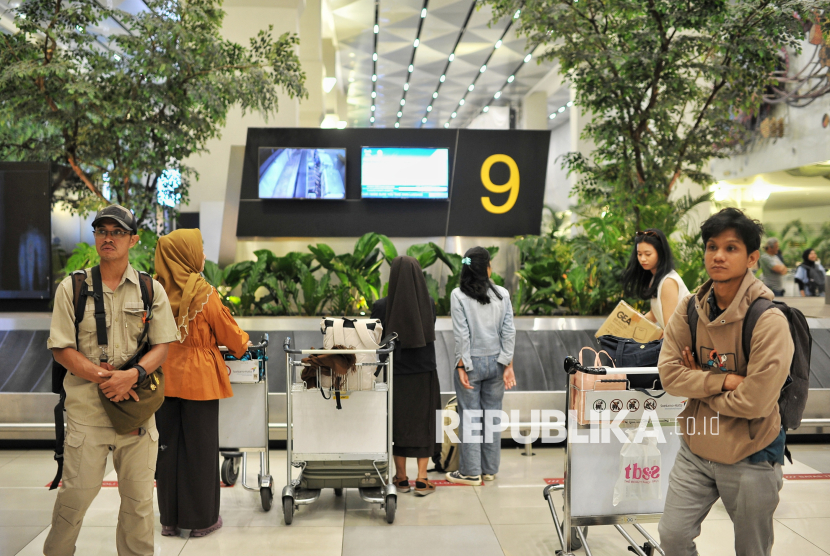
left=454, top=355, right=505, bottom=476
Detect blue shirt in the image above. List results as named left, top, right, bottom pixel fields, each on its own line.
left=450, top=285, right=516, bottom=372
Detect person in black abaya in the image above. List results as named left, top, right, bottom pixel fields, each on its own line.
left=371, top=256, right=441, bottom=496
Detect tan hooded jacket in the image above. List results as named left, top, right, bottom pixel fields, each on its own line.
left=658, top=269, right=793, bottom=464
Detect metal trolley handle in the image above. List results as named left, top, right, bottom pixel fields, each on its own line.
left=219, top=333, right=269, bottom=354
left=248, top=334, right=269, bottom=351
left=563, top=356, right=658, bottom=376
left=282, top=332, right=398, bottom=355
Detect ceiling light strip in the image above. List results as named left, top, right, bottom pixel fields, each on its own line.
left=441, top=18, right=517, bottom=129
left=450, top=42, right=539, bottom=129
left=370, top=0, right=379, bottom=126
left=395, top=0, right=430, bottom=127
left=418, top=0, right=477, bottom=128
left=548, top=100, right=574, bottom=120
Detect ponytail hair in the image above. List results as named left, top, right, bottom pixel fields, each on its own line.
left=459, top=246, right=502, bottom=305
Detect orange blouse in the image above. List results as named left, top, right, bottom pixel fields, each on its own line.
left=163, top=289, right=249, bottom=400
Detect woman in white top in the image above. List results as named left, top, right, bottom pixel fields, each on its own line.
left=621, top=229, right=690, bottom=333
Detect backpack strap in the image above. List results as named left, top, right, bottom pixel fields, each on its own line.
left=741, top=298, right=775, bottom=361
left=137, top=272, right=155, bottom=317
left=70, top=271, right=89, bottom=343
left=90, top=266, right=108, bottom=362
left=49, top=270, right=89, bottom=490
left=135, top=272, right=155, bottom=349
left=686, top=296, right=698, bottom=363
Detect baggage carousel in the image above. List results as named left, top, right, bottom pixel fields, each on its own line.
left=1, top=314, right=829, bottom=440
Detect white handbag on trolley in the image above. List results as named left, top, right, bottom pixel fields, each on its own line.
left=319, top=318, right=384, bottom=391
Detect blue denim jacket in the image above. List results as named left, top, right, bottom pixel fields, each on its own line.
left=450, top=285, right=516, bottom=372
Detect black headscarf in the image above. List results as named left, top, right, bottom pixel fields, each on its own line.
left=384, top=256, right=435, bottom=349
left=802, top=248, right=816, bottom=268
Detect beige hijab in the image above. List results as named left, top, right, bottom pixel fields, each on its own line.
left=154, top=229, right=213, bottom=341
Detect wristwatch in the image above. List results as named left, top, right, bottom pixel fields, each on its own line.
left=134, top=364, right=147, bottom=385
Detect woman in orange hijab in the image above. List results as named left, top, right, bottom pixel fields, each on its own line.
left=154, top=229, right=249, bottom=538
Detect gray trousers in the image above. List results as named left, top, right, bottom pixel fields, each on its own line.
left=658, top=441, right=783, bottom=556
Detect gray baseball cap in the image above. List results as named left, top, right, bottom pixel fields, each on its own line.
left=91, top=205, right=138, bottom=234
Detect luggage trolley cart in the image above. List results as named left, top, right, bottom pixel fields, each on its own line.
left=281, top=334, right=397, bottom=525
left=543, top=357, right=687, bottom=556
left=217, top=334, right=274, bottom=512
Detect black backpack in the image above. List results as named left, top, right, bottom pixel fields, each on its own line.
left=49, top=267, right=154, bottom=489
left=686, top=296, right=812, bottom=432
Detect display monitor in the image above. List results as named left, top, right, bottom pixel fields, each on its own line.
left=361, top=147, right=449, bottom=199
left=0, top=165, right=52, bottom=299
left=258, top=147, right=346, bottom=199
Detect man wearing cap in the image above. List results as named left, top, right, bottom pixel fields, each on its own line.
left=45, top=205, right=177, bottom=556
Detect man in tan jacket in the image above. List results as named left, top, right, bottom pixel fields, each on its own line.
left=658, top=208, right=793, bottom=556
left=45, top=205, right=177, bottom=556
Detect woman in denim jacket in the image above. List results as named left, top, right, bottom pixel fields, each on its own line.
left=446, top=247, right=516, bottom=485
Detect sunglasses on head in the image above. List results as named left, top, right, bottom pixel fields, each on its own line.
left=635, top=230, right=658, bottom=238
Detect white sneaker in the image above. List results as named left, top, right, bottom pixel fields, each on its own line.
left=482, top=474, right=496, bottom=481
left=445, top=471, right=481, bottom=486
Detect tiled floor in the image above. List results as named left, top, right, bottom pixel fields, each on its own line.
left=2, top=445, right=830, bottom=555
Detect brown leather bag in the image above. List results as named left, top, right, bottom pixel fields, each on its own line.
left=300, top=346, right=356, bottom=389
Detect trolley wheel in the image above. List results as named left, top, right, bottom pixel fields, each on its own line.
left=384, top=495, right=396, bottom=524
left=334, top=488, right=343, bottom=497
left=260, top=486, right=273, bottom=512
left=570, top=526, right=588, bottom=550
left=221, top=457, right=240, bottom=486
left=282, top=496, right=294, bottom=525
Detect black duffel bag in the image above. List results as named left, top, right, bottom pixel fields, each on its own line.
left=597, top=335, right=662, bottom=389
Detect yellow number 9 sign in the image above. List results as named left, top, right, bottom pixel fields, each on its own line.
left=480, top=154, right=519, bottom=214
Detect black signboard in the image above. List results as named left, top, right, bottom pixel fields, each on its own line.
left=237, top=128, right=550, bottom=238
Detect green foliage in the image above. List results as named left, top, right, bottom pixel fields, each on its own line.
left=308, top=233, right=394, bottom=313
left=1, top=0, right=307, bottom=227
left=202, top=260, right=224, bottom=290
left=406, top=243, right=439, bottom=270
left=489, top=0, right=813, bottom=231
left=128, top=230, right=158, bottom=273
left=63, top=242, right=100, bottom=276
left=59, top=229, right=158, bottom=279
left=485, top=0, right=817, bottom=253
left=202, top=259, right=253, bottom=315
left=671, top=232, right=709, bottom=294
left=765, top=220, right=830, bottom=268
left=565, top=211, right=633, bottom=315
left=328, top=284, right=357, bottom=317
left=58, top=227, right=709, bottom=317
left=512, top=235, right=569, bottom=315
left=298, top=267, right=331, bottom=317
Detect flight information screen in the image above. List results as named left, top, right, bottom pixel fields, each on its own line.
left=361, top=147, right=449, bottom=199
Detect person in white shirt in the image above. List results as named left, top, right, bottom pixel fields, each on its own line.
left=621, top=228, right=691, bottom=332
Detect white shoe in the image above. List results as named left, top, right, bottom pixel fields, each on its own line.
left=482, top=474, right=496, bottom=481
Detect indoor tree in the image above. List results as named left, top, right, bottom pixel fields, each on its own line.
left=487, top=0, right=822, bottom=233
left=0, top=0, right=306, bottom=226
